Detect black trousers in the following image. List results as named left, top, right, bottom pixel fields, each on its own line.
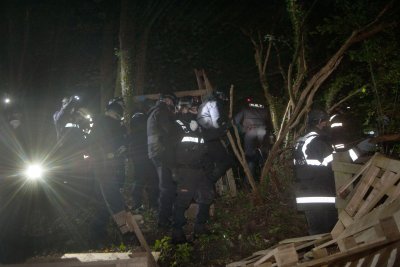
left=131, top=159, right=159, bottom=210
left=303, top=204, right=338, bottom=235
left=151, top=157, right=176, bottom=225
left=173, top=168, right=215, bottom=229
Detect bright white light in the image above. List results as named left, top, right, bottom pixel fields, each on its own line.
left=24, top=164, right=44, bottom=180
left=74, top=95, right=80, bottom=100
left=86, top=114, right=91, bottom=119
left=4, top=98, right=11, bottom=104
left=296, top=197, right=336, bottom=204
left=331, top=122, right=343, bottom=128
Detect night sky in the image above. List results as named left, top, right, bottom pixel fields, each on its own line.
left=1, top=0, right=285, bottom=116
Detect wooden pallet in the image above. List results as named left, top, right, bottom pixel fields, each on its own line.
left=227, top=153, right=400, bottom=267
left=332, top=153, right=400, bottom=239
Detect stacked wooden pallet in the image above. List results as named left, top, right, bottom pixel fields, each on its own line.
left=227, top=153, right=400, bottom=267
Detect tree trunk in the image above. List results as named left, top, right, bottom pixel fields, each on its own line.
left=119, top=0, right=136, bottom=115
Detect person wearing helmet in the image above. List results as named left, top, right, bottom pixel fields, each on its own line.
left=197, top=89, right=234, bottom=184
left=53, top=95, right=81, bottom=140
left=168, top=97, right=214, bottom=244
left=128, top=103, right=159, bottom=213
left=89, top=101, right=128, bottom=239
left=147, top=92, right=179, bottom=228
left=293, top=108, right=375, bottom=234
left=53, top=95, right=90, bottom=165
left=108, top=96, right=125, bottom=109
left=234, top=96, right=271, bottom=184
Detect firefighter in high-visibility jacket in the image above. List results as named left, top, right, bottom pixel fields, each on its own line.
left=294, top=109, right=375, bottom=234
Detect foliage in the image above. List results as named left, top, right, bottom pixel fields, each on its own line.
left=153, top=236, right=193, bottom=267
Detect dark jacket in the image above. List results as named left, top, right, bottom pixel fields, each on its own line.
left=175, top=115, right=208, bottom=169
left=293, top=129, right=336, bottom=210
left=90, top=114, right=126, bottom=158
left=147, top=101, right=177, bottom=160
left=234, top=105, right=269, bottom=133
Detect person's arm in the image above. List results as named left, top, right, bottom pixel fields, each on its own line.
left=370, top=133, right=400, bottom=143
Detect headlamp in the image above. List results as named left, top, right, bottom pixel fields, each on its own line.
left=24, top=163, right=45, bottom=181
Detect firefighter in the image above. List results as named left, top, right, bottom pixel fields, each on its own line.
left=89, top=102, right=128, bottom=238
left=197, top=89, right=234, bottom=183
left=171, top=97, right=214, bottom=244
left=234, top=96, right=271, bottom=181
left=129, top=101, right=159, bottom=212
left=53, top=95, right=90, bottom=155
left=329, top=107, right=362, bottom=152
left=147, top=92, right=179, bottom=228
left=293, top=109, right=375, bottom=234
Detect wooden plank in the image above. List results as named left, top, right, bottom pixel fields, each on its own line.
left=355, top=170, right=400, bottom=220
left=125, top=212, right=158, bottom=267
left=252, top=244, right=298, bottom=267
left=336, top=199, right=400, bottom=241
left=332, top=162, right=362, bottom=175
left=344, top=165, right=381, bottom=217
left=338, top=210, right=354, bottom=228
left=331, top=220, right=345, bottom=239
left=373, top=154, right=400, bottom=173
left=297, top=237, right=391, bottom=267
left=253, top=248, right=277, bottom=266
left=336, top=153, right=378, bottom=198
left=133, top=89, right=208, bottom=101
left=274, top=244, right=298, bottom=267
left=279, top=234, right=330, bottom=245
left=353, top=224, right=385, bottom=247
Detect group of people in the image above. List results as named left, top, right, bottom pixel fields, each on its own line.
left=5, top=90, right=370, bottom=244
left=52, top=90, right=242, bottom=244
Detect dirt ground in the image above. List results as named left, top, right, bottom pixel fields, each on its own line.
left=0, top=170, right=308, bottom=266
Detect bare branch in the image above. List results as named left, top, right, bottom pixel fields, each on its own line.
left=327, top=87, right=363, bottom=114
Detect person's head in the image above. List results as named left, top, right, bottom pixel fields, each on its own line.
left=7, top=105, right=23, bottom=129
left=106, top=102, right=123, bottom=120
left=159, top=92, right=177, bottom=111
left=61, top=96, right=70, bottom=108
left=213, top=89, right=228, bottom=102
left=108, top=96, right=125, bottom=109
left=177, top=97, right=192, bottom=114
left=307, top=109, right=330, bottom=131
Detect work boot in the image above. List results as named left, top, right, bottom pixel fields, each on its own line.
left=171, top=228, right=187, bottom=244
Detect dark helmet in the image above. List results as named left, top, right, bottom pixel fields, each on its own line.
left=307, top=109, right=329, bottom=127
left=213, top=89, right=229, bottom=102
left=108, top=96, right=124, bottom=108
left=106, top=102, right=124, bottom=117
left=160, top=92, right=178, bottom=106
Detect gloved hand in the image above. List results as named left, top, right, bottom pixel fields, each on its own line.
left=117, top=145, right=127, bottom=155
left=356, top=138, right=376, bottom=153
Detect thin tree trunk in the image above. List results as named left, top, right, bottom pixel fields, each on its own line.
left=119, top=0, right=136, bottom=114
